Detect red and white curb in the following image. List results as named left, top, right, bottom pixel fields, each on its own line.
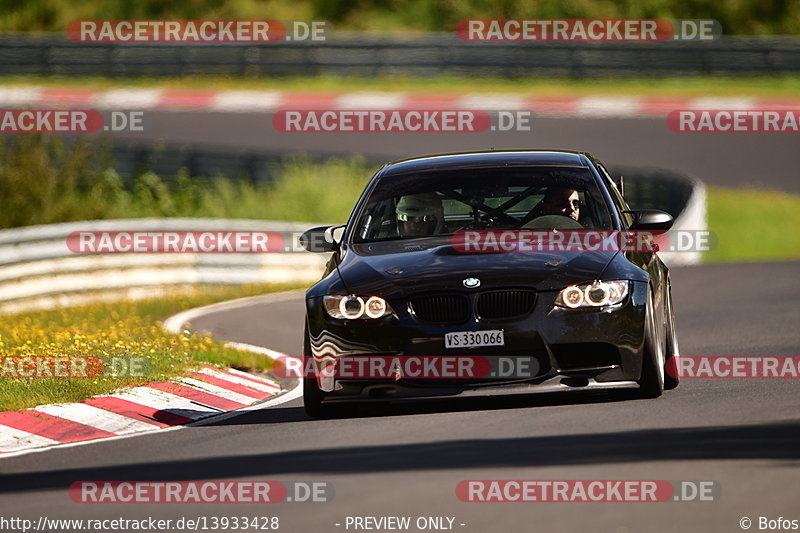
left=2, top=86, right=799, bottom=118
left=0, top=291, right=304, bottom=459
left=0, top=365, right=280, bottom=456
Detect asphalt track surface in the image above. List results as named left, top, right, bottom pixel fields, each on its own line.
left=0, top=261, right=799, bottom=531
left=1, top=114, right=799, bottom=532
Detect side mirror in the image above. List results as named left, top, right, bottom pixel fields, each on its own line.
left=624, top=210, right=674, bottom=231
left=299, top=225, right=345, bottom=253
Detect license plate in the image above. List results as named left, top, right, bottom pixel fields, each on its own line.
left=445, top=330, right=504, bottom=349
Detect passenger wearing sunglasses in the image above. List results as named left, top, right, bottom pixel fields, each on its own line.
left=539, top=187, right=581, bottom=221
left=521, top=187, right=581, bottom=225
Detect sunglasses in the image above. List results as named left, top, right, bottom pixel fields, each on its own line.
left=398, top=214, right=436, bottom=223
left=553, top=199, right=581, bottom=209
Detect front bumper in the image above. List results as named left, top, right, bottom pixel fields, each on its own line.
left=305, top=281, right=648, bottom=400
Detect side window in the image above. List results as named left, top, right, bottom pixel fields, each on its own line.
left=357, top=197, right=396, bottom=240
left=597, top=163, right=634, bottom=227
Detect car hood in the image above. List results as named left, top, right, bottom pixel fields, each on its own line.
left=336, top=238, right=618, bottom=296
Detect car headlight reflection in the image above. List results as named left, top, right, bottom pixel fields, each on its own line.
left=324, top=295, right=393, bottom=319
left=556, top=281, right=629, bottom=309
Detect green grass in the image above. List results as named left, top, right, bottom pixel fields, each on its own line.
left=0, top=135, right=375, bottom=229
left=261, top=156, right=371, bottom=222
left=6, top=74, right=800, bottom=98
left=3, top=0, right=799, bottom=34
left=0, top=283, right=303, bottom=411
left=705, top=187, right=800, bottom=262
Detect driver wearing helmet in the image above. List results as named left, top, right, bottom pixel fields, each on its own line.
left=396, top=193, right=444, bottom=237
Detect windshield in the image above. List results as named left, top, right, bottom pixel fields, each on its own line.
left=351, top=165, right=613, bottom=243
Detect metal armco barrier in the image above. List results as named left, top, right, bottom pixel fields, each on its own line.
left=0, top=34, right=798, bottom=76
left=0, top=218, right=328, bottom=314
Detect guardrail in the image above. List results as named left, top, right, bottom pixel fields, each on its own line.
left=0, top=218, right=328, bottom=314
left=0, top=34, right=798, bottom=77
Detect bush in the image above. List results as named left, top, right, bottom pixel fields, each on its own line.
left=0, top=134, right=374, bottom=228
left=2, top=0, right=798, bottom=34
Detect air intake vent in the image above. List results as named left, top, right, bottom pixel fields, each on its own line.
left=476, top=290, right=536, bottom=320
left=409, top=294, right=469, bottom=324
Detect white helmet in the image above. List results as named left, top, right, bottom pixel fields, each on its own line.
left=396, top=193, right=444, bottom=235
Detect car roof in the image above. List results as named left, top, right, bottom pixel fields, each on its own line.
left=380, top=150, right=592, bottom=176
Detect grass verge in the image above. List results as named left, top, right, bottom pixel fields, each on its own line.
left=5, top=74, right=800, bottom=98
left=705, top=187, right=800, bottom=262
left=0, top=134, right=375, bottom=229
left=0, top=283, right=303, bottom=412
left=3, top=0, right=797, bottom=34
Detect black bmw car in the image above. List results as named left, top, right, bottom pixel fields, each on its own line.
left=300, top=150, right=679, bottom=418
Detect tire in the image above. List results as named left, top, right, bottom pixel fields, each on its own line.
left=303, top=371, right=332, bottom=418
left=302, top=325, right=350, bottom=419
left=638, top=289, right=665, bottom=398
left=663, top=286, right=680, bottom=390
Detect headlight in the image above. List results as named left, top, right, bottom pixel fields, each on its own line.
left=555, top=281, right=629, bottom=309
left=323, top=295, right=393, bottom=319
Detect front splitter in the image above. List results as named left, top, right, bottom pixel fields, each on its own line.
left=321, top=376, right=640, bottom=404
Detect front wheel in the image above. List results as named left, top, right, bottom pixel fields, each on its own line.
left=304, top=375, right=353, bottom=419
left=638, top=289, right=665, bottom=398
left=303, top=369, right=328, bottom=418
left=663, top=286, right=680, bottom=390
